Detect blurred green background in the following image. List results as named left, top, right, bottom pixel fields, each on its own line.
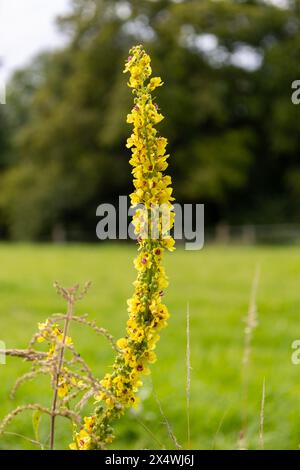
left=1, top=0, right=300, bottom=450
left=1, top=244, right=300, bottom=450
left=0, top=245, right=300, bottom=449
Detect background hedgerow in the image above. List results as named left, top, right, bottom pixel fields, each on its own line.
left=1, top=243, right=300, bottom=449
left=1, top=0, right=300, bottom=240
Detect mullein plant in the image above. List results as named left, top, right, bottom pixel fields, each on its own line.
left=71, top=45, right=175, bottom=450
left=0, top=45, right=174, bottom=451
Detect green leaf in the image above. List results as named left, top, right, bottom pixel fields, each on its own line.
left=32, top=410, right=43, bottom=449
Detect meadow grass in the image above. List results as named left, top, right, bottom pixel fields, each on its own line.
left=0, top=242, right=300, bottom=449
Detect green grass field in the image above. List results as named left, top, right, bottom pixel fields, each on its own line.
left=0, top=243, right=300, bottom=450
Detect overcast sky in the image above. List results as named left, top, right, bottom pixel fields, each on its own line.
left=0, top=0, right=70, bottom=82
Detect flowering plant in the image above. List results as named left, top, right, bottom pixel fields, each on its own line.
left=72, top=44, right=175, bottom=450
left=0, top=45, right=174, bottom=451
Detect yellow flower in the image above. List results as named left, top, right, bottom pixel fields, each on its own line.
left=105, top=397, right=114, bottom=408
left=162, top=236, right=176, bottom=252
left=134, top=252, right=152, bottom=271
left=127, top=296, right=143, bottom=314
left=58, top=382, right=69, bottom=398
left=116, top=337, right=128, bottom=350
left=70, top=428, right=92, bottom=450
left=128, top=326, right=145, bottom=343
left=148, top=77, right=163, bottom=91
left=146, top=351, right=157, bottom=363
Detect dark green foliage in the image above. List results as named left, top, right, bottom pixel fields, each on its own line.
left=1, top=0, right=300, bottom=239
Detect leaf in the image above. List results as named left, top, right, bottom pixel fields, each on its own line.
left=32, top=410, right=43, bottom=449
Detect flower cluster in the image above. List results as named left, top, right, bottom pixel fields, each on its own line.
left=69, top=416, right=96, bottom=450
left=72, top=45, right=175, bottom=450
left=37, top=320, right=76, bottom=398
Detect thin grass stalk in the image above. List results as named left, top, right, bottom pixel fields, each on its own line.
left=3, top=431, right=46, bottom=449
left=0, top=404, right=80, bottom=436
left=211, top=407, right=230, bottom=450
left=239, top=265, right=260, bottom=450
left=153, top=388, right=182, bottom=450
left=186, top=302, right=191, bottom=448
left=133, top=414, right=165, bottom=449
left=0, top=349, right=47, bottom=361
left=259, top=377, right=266, bottom=450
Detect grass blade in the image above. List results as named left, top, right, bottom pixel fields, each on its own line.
left=259, top=377, right=266, bottom=450
left=186, top=302, right=191, bottom=448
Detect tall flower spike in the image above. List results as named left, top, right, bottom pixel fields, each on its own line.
left=71, top=45, right=175, bottom=450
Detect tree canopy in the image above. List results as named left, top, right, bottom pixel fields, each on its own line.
left=1, top=0, right=300, bottom=239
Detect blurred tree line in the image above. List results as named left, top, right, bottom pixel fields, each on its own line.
left=1, top=0, right=300, bottom=240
